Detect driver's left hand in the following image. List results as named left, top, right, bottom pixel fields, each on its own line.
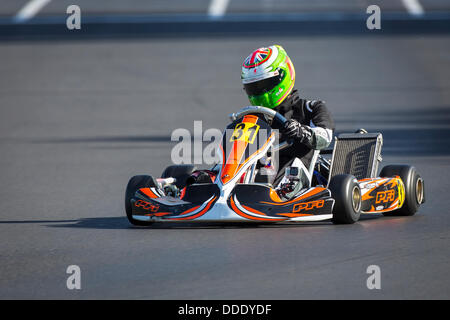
left=283, top=119, right=311, bottom=143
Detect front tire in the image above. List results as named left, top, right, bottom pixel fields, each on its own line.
left=329, top=174, right=362, bottom=224
left=125, top=175, right=156, bottom=226
left=379, top=165, right=424, bottom=216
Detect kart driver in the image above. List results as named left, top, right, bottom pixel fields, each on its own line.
left=241, top=45, right=335, bottom=198
left=184, top=45, right=335, bottom=200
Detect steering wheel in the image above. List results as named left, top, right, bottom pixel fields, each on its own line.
left=229, top=106, right=293, bottom=151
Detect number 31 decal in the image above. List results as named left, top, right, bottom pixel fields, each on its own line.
left=230, top=122, right=260, bottom=144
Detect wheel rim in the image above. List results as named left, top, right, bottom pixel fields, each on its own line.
left=415, top=178, right=424, bottom=204
left=352, top=186, right=361, bottom=212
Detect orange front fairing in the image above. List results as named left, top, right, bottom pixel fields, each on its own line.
left=228, top=184, right=334, bottom=222
left=359, top=176, right=405, bottom=213
left=132, top=184, right=220, bottom=221
left=132, top=181, right=334, bottom=223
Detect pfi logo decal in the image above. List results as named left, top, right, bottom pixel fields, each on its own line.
left=376, top=190, right=395, bottom=204
left=292, top=200, right=324, bottom=213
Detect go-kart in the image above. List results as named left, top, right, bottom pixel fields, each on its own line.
left=125, top=106, right=425, bottom=225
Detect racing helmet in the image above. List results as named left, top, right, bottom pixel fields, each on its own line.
left=241, top=45, right=296, bottom=109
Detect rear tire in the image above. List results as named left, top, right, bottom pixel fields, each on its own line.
left=125, top=175, right=157, bottom=226
left=161, top=164, right=197, bottom=189
left=329, top=174, right=362, bottom=224
left=379, top=165, right=424, bottom=216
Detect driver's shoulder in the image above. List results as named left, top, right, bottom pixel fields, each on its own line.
left=294, top=98, right=327, bottom=115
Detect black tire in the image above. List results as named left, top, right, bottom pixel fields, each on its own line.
left=161, top=164, right=197, bottom=189
left=329, top=174, right=362, bottom=224
left=125, top=175, right=157, bottom=226
left=379, top=165, right=424, bottom=216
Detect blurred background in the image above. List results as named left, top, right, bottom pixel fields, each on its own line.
left=2, top=0, right=450, bottom=17
left=0, top=1, right=449, bottom=299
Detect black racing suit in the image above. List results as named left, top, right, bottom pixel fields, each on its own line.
left=271, top=89, right=335, bottom=186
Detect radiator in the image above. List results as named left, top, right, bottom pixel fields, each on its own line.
left=329, top=132, right=383, bottom=181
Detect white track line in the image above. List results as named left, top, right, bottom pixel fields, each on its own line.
left=14, top=0, right=52, bottom=23
left=208, top=0, right=230, bottom=18
left=401, top=0, right=425, bottom=16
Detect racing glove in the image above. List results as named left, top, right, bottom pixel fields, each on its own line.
left=283, top=119, right=332, bottom=150
left=283, top=119, right=311, bottom=144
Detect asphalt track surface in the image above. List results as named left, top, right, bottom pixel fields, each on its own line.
left=0, top=33, right=449, bottom=299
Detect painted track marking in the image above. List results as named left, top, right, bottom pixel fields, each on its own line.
left=14, top=0, right=52, bottom=23
left=401, top=0, right=424, bottom=16
left=208, top=0, right=230, bottom=18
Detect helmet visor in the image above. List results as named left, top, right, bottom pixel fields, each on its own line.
left=243, top=69, right=285, bottom=97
